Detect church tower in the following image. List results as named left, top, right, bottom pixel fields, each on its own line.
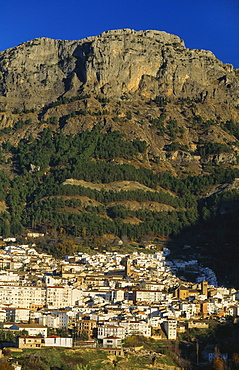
left=125, top=257, right=131, bottom=277
left=201, top=280, right=208, bottom=297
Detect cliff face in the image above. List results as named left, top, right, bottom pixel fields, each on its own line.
left=0, top=29, right=238, bottom=110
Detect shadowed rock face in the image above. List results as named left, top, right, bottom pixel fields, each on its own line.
left=0, top=28, right=238, bottom=109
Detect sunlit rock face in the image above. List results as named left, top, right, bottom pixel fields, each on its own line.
left=0, top=29, right=238, bottom=110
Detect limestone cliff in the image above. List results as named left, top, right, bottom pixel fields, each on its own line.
left=0, top=29, right=238, bottom=110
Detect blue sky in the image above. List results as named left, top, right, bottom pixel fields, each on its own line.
left=1, top=0, right=239, bottom=67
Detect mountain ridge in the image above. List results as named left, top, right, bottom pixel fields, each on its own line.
left=0, top=29, right=238, bottom=111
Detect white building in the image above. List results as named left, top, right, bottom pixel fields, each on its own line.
left=111, top=290, right=125, bottom=303
left=71, top=288, right=83, bottom=306
left=39, top=314, right=61, bottom=329
left=0, top=285, right=46, bottom=309
left=6, top=308, right=30, bottom=322
left=0, top=310, right=6, bottom=322
left=102, top=336, right=122, bottom=348
left=120, top=321, right=151, bottom=337
left=46, top=286, right=72, bottom=309
left=132, top=290, right=163, bottom=304
left=6, top=323, right=48, bottom=337
left=97, top=325, right=125, bottom=339
left=51, top=310, right=69, bottom=329
left=163, top=320, right=177, bottom=340
left=45, top=335, right=73, bottom=347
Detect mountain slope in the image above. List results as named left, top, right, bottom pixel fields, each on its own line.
left=0, top=29, right=239, bottom=285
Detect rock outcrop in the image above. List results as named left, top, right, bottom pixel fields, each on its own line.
left=0, top=29, right=239, bottom=109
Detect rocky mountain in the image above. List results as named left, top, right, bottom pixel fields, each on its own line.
left=0, top=28, right=239, bottom=109
left=0, top=29, right=239, bottom=286
left=0, top=29, right=239, bottom=175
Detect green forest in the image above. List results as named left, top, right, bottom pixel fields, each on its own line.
left=0, top=120, right=238, bottom=285
left=0, top=125, right=235, bottom=239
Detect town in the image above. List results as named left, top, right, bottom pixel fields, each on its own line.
left=0, top=235, right=236, bottom=365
